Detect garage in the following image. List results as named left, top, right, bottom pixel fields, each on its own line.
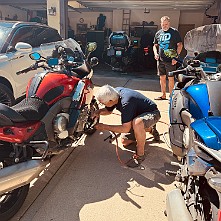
left=0, top=0, right=220, bottom=68
left=0, top=2, right=221, bottom=221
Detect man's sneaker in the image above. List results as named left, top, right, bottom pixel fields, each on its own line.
left=126, top=154, right=145, bottom=168
left=150, top=125, right=160, bottom=141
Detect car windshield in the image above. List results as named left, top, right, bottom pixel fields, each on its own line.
left=184, top=24, right=221, bottom=57
left=0, top=26, right=12, bottom=53
left=40, top=38, right=85, bottom=62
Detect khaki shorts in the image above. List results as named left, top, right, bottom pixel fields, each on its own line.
left=121, top=110, right=161, bottom=141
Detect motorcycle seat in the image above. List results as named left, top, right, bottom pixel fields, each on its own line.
left=0, top=97, right=49, bottom=125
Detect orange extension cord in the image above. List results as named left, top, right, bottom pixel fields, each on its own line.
left=109, top=120, right=169, bottom=166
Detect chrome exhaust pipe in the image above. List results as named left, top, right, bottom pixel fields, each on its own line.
left=166, top=189, right=193, bottom=221
left=0, top=160, right=49, bottom=194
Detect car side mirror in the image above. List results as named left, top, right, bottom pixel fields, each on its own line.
left=15, top=42, right=32, bottom=53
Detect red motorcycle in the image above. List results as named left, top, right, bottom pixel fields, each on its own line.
left=0, top=39, right=99, bottom=220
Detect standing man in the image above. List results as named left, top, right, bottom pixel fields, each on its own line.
left=153, top=16, right=183, bottom=100
left=93, top=85, right=161, bottom=168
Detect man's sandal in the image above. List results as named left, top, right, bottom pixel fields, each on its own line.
left=154, top=96, right=167, bottom=100
left=126, top=154, right=145, bottom=168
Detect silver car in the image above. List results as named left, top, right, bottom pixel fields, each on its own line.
left=0, top=21, right=62, bottom=105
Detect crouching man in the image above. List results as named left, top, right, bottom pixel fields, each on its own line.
left=93, top=85, right=161, bottom=168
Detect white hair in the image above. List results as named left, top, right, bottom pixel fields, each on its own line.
left=96, top=85, right=120, bottom=103
left=161, top=16, right=170, bottom=22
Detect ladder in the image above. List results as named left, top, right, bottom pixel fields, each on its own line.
left=122, top=9, right=131, bottom=35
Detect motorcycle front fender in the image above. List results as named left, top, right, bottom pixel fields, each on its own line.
left=166, top=189, right=193, bottom=221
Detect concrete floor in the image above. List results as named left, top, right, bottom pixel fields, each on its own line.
left=10, top=65, right=178, bottom=221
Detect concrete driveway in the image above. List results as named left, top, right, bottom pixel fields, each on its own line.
left=11, top=68, right=178, bottom=221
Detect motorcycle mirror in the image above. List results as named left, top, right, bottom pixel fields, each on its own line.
left=29, top=52, right=41, bottom=60
left=86, top=42, right=97, bottom=53
left=85, top=42, right=97, bottom=59
left=89, top=57, right=99, bottom=67
left=183, top=55, right=193, bottom=67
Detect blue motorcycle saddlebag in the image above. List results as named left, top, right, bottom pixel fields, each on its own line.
left=169, top=85, right=188, bottom=157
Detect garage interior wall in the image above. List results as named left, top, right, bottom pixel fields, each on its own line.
left=129, top=9, right=180, bottom=29
left=68, top=11, right=113, bottom=33
left=0, top=5, right=28, bottom=21
left=68, top=9, right=217, bottom=32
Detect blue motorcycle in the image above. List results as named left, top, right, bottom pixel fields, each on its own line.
left=166, top=24, right=221, bottom=221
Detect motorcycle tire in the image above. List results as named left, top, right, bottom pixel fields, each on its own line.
left=0, top=83, right=15, bottom=106
left=0, top=144, right=30, bottom=221
left=84, top=100, right=99, bottom=135
left=0, top=184, right=29, bottom=221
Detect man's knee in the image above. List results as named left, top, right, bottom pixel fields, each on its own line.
left=168, top=76, right=174, bottom=81
left=160, top=74, right=166, bottom=79
left=132, top=118, right=145, bottom=130
left=160, top=75, right=166, bottom=82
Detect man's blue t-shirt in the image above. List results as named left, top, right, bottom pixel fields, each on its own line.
left=106, top=87, right=158, bottom=124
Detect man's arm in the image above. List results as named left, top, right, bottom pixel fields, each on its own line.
left=172, top=42, right=183, bottom=65
left=177, top=42, right=183, bottom=56
left=95, top=121, right=132, bottom=133
left=92, top=107, right=112, bottom=119
left=153, top=44, right=159, bottom=60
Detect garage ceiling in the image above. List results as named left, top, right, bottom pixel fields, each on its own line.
left=0, top=0, right=218, bottom=12
left=76, top=0, right=217, bottom=11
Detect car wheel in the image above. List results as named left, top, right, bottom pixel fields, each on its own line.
left=0, top=83, right=15, bottom=106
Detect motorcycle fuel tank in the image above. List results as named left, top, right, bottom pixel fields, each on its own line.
left=27, top=72, right=79, bottom=106
left=184, top=83, right=210, bottom=119
left=185, top=81, right=221, bottom=119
